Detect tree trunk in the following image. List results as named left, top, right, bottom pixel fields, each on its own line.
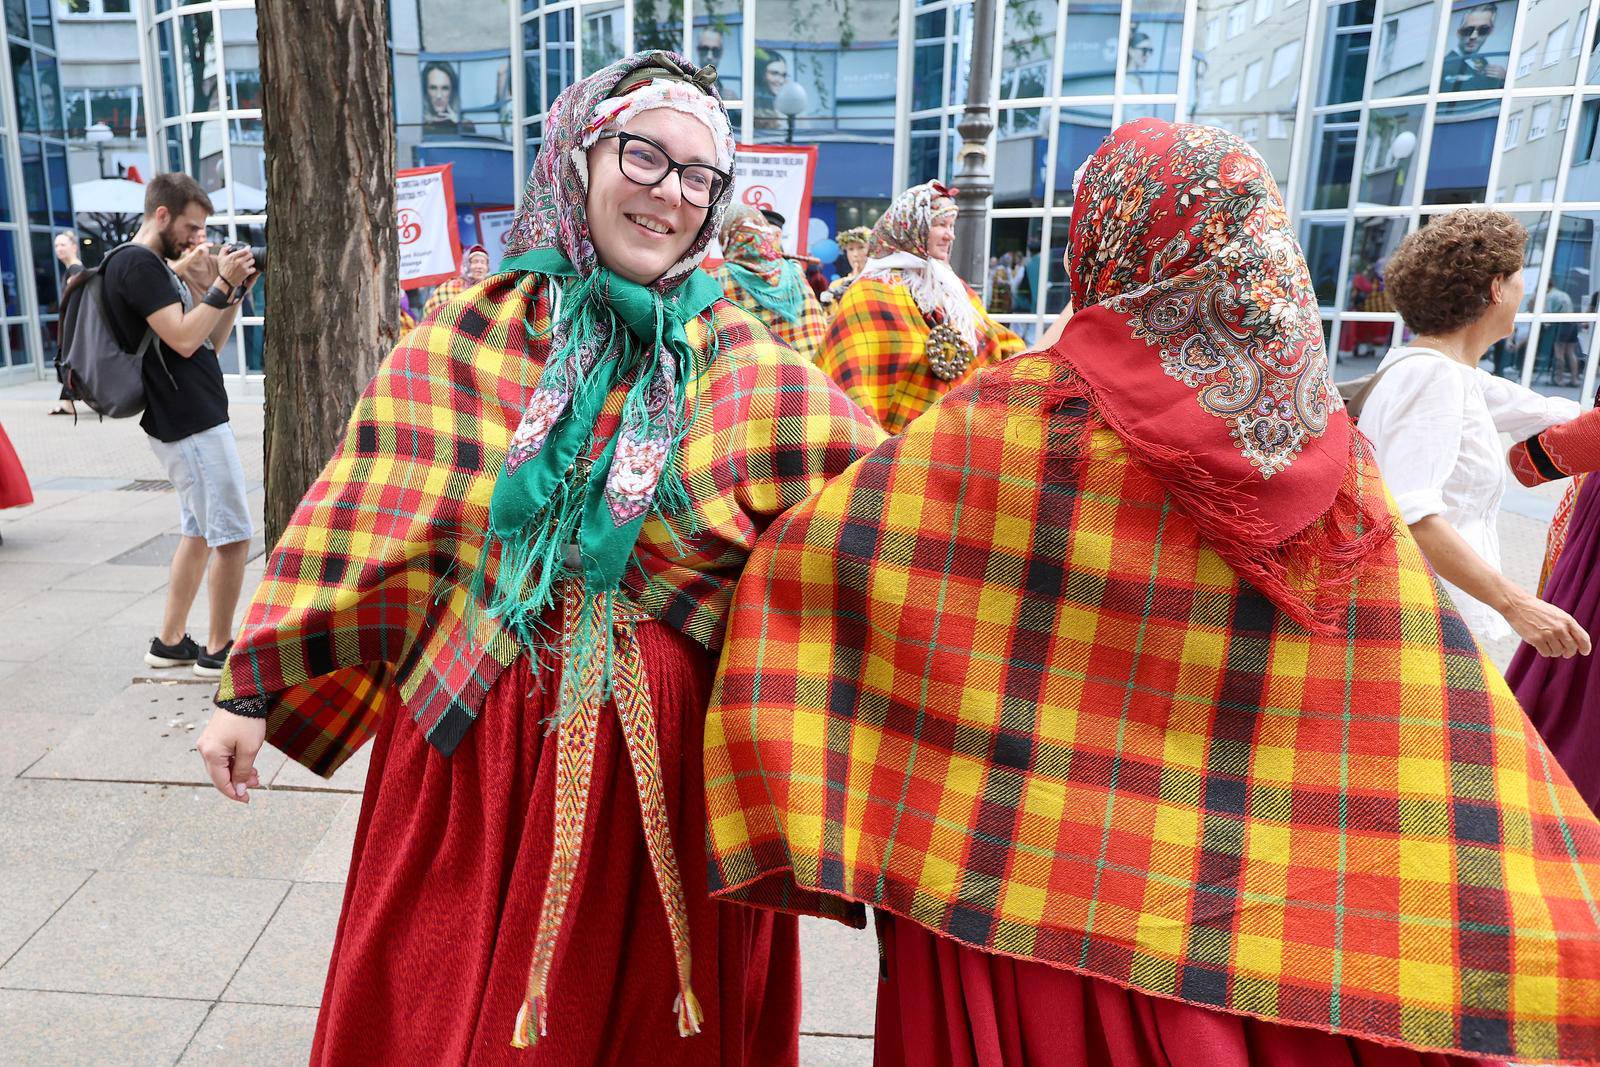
left=257, top=0, right=397, bottom=549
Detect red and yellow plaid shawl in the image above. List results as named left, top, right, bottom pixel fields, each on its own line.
left=215, top=269, right=883, bottom=776
left=713, top=262, right=829, bottom=362
left=704, top=354, right=1600, bottom=1062
left=816, top=276, right=1023, bottom=435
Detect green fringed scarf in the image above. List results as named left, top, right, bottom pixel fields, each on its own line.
left=475, top=246, right=723, bottom=716
left=724, top=258, right=807, bottom=324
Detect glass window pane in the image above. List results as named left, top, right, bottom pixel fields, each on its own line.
left=988, top=216, right=1044, bottom=315
left=1529, top=321, right=1590, bottom=402
left=1062, top=0, right=1118, bottom=95
left=31, top=228, right=56, bottom=314
left=582, top=1, right=625, bottom=75
left=221, top=8, right=261, bottom=111
left=0, top=230, right=19, bottom=317
left=1121, top=102, right=1176, bottom=123
left=242, top=322, right=264, bottom=374
left=0, top=135, right=12, bottom=224
left=1423, top=99, right=1496, bottom=204
left=521, top=16, right=542, bottom=118
left=35, top=53, right=60, bottom=140
left=996, top=107, right=1046, bottom=207
left=1335, top=319, right=1395, bottom=373
left=1190, top=0, right=1309, bottom=183
left=1515, top=7, right=1582, bottom=88
left=46, top=143, right=69, bottom=228
left=1570, top=96, right=1600, bottom=201
left=693, top=10, right=739, bottom=101
left=20, top=137, right=45, bottom=225
left=4, top=0, right=24, bottom=39
left=634, top=0, right=683, bottom=54
left=1344, top=215, right=1408, bottom=313
left=999, top=0, right=1049, bottom=100
left=910, top=115, right=942, bottom=186
left=543, top=10, right=576, bottom=113
left=1300, top=219, right=1345, bottom=306
left=1127, top=0, right=1183, bottom=94
left=156, top=18, right=180, bottom=118
left=1439, top=0, right=1513, bottom=93
left=179, top=12, right=219, bottom=114
left=1306, top=113, right=1359, bottom=210
left=1550, top=210, right=1600, bottom=316
left=1053, top=105, right=1114, bottom=206
left=10, top=323, right=31, bottom=369
left=948, top=3, right=972, bottom=106
left=28, top=0, right=51, bottom=49
left=1043, top=215, right=1072, bottom=314
left=187, top=119, right=224, bottom=196
left=1317, top=2, right=1374, bottom=106
left=1479, top=320, right=1529, bottom=381
left=1496, top=96, right=1572, bottom=205
left=11, top=45, right=36, bottom=135
left=164, top=124, right=183, bottom=172
left=1357, top=104, right=1424, bottom=206
left=1371, top=0, right=1440, bottom=99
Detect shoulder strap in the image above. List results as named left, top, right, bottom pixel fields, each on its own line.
left=1343, top=350, right=1430, bottom=420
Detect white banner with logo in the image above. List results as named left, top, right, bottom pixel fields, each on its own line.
left=395, top=164, right=461, bottom=287
left=476, top=209, right=517, bottom=269
left=706, top=144, right=818, bottom=261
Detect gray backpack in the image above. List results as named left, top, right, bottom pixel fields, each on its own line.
left=58, top=243, right=177, bottom=419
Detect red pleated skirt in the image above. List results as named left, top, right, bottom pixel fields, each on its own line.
left=309, top=622, right=801, bottom=1067
left=873, top=915, right=1501, bottom=1067
left=0, top=424, right=32, bottom=510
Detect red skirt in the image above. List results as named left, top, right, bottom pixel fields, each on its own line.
left=873, top=915, right=1500, bottom=1067
left=0, top=424, right=32, bottom=510
left=310, top=622, right=801, bottom=1067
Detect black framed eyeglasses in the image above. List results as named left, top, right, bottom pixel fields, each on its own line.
left=598, top=132, right=730, bottom=209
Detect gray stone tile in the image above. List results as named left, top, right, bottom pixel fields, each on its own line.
left=0, top=709, right=79, bottom=778
left=799, top=1034, right=875, bottom=1066
left=0, top=779, right=164, bottom=867
left=0, top=988, right=210, bottom=1067
left=24, top=685, right=288, bottom=788
left=0, top=523, right=174, bottom=566
left=800, top=916, right=877, bottom=1038
left=270, top=741, right=370, bottom=794
left=0, top=588, right=144, bottom=659
left=0, top=869, right=289, bottom=1000
left=177, top=1002, right=318, bottom=1065
left=297, top=795, right=360, bottom=883
left=111, top=787, right=346, bottom=882
left=0, top=866, right=91, bottom=964
left=0, top=651, right=147, bottom=717
left=52, top=562, right=173, bottom=595
left=224, top=881, right=343, bottom=1007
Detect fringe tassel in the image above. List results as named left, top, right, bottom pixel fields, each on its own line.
left=1045, top=373, right=1395, bottom=635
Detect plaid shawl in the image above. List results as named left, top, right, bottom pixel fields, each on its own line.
left=714, top=262, right=828, bottom=361
left=421, top=276, right=468, bottom=318
left=705, top=353, right=1600, bottom=1064
left=215, top=270, right=883, bottom=776
left=816, top=276, right=1023, bottom=435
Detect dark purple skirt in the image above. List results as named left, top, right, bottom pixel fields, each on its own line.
left=1506, top=473, right=1600, bottom=817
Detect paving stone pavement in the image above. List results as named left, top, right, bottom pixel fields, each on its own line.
left=0, top=377, right=1572, bottom=1066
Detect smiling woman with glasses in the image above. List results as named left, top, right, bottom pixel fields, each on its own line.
left=598, top=131, right=732, bottom=209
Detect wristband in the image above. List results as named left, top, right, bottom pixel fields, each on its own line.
left=203, top=283, right=232, bottom=309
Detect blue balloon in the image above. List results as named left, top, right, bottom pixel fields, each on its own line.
left=811, top=238, right=840, bottom=263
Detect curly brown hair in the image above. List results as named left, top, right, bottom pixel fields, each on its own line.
left=1383, top=210, right=1526, bottom=335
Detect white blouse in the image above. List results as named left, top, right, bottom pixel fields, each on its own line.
left=1361, top=346, right=1580, bottom=641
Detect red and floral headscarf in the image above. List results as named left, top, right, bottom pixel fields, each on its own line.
left=1053, top=118, right=1389, bottom=630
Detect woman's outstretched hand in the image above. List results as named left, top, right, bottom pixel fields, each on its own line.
left=197, top=710, right=268, bottom=803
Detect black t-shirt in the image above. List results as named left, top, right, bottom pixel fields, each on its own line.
left=101, top=245, right=229, bottom=443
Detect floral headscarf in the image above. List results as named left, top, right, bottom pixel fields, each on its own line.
left=717, top=203, right=807, bottom=323
left=859, top=181, right=980, bottom=350
left=1053, top=118, right=1387, bottom=630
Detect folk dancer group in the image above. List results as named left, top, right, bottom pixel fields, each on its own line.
left=197, top=50, right=1600, bottom=1067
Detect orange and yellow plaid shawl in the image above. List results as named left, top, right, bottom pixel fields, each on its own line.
left=215, top=269, right=882, bottom=776
left=815, top=276, right=1023, bottom=435
left=705, top=352, right=1600, bottom=1064
left=713, top=262, right=829, bottom=362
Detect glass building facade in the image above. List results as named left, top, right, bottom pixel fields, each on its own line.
left=22, top=0, right=1600, bottom=408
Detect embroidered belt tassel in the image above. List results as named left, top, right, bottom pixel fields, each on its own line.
left=511, top=578, right=700, bottom=1048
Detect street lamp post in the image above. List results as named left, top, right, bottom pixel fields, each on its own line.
left=774, top=80, right=809, bottom=145
left=85, top=122, right=114, bottom=179
left=952, top=0, right=998, bottom=290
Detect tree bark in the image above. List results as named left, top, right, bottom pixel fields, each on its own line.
left=257, top=0, right=397, bottom=549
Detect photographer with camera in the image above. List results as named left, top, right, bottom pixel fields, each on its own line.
left=102, top=172, right=257, bottom=678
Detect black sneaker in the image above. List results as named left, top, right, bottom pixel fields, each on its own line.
left=145, top=634, right=200, bottom=668
left=193, top=640, right=234, bottom=679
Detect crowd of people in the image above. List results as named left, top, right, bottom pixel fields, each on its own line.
left=8, top=43, right=1590, bottom=1067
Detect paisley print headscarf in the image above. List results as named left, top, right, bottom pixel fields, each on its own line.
left=1053, top=118, right=1389, bottom=630
left=717, top=204, right=807, bottom=323
left=483, top=51, right=735, bottom=664
left=859, top=181, right=980, bottom=351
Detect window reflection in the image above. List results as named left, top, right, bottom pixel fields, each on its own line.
left=1300, top=219, right=1345, bottom=307
left=1053, top=105, right=1114, bottom=207
left=1127, top=0, right=1183, bottom=94
left=1438, top=0, right=1513, bottom=93
left=1423, top=99, right=1496, bottom=204
left=1044, top=215, right=1072, bottom=314
left=1371, top=0, right=1438, bottom=99
left=220, top=8, right=260, bottom=112
left=1343, top=215, right=1407, bottom=314
left=1061, top=0, right=1116, bottom=96
left=1189, top=0, right=1309, bottom=184
left=1001, top=0, right=1052, bottom=100
left=987, top=217, right=1043, bottom=315
left=1515, top=0, right=1582, bottom=89
left=1550, top=211, right=1600, bottom=319
left=1318, top=0, right=1374, bottom=107
left=1357, top=104, right=1423, bottom=207
left=1481, top=321, right=1529, bottom=383
left=1307, top=112, right=1359, bottom=209
left=583, top=1, right=625, bottom=75
left=1495, top=96, right=1571, bottom=205
left=995, top=107, right=1044, bottom=208
left=177, top=12, right=217, bottom=115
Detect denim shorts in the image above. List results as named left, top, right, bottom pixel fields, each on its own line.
left=147, top=424, right=253, bottom=547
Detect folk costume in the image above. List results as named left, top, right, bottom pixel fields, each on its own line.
left=703, top=120, right=1600, bottom=1066
left=421, top=244, right=490, bottom=318
left=820, top=225, right=872, bottom=316
left=712, top=205, right=827, bottom=361
left=1506, top=404, right=1600, bottom=817
left=213, top=52, right=882, bottom=1066
left=816, top=182, right=1023, bottom=434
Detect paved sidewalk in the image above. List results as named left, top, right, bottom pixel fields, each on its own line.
left=0, top=376, right=1571, bottom=1065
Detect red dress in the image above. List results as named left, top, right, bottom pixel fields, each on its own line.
left=309, top=622, right=800, bottom=1066
left=0, top=424, right=32, bottom=510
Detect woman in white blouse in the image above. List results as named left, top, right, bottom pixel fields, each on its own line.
left=1362, top=209, right=1590, bottom=657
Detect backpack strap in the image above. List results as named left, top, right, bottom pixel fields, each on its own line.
left=1341, top=349, right=1431, bottom=421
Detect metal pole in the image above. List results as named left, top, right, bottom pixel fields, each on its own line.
left=951, top=0, right=997, bottom=290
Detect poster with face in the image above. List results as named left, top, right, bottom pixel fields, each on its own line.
left=1439, top=0, right=1515, bottom=93
left=420, top=53, right=512, bottom=141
